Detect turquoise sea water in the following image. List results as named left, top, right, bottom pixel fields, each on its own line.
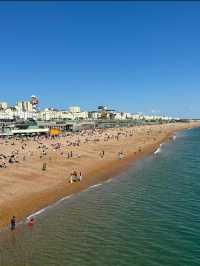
left=0, top=127, right=200, bottom=266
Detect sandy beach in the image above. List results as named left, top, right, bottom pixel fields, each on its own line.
left=0, top=122, right=199, bottom=229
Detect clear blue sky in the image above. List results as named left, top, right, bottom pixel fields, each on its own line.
left=0, top=2, right=200, bottom=118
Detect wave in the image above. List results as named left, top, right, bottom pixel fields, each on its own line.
left=26, top=208, right=47, bottom=220
left=154, top=143, right=163, bottom=155
left=26, top=195, right=73, bottom=220
left=56, top=195, right=72, bottom=204
left=173, top=135, right=177, bottom=141
left=105, top=178, right=112, bottom=183
left=86, top=183, right=102, bottom=190
left=24, top=174, right=117, bottom=223
left=26, top=184, right=104, bottom=220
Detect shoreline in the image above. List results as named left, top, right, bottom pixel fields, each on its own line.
left=27, top=139, right=169, bottom=219
left=0, top=122, right=199, bottom=230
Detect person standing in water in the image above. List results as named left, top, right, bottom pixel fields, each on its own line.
left=27, top=217, right=36, bottom=229
left=10, top=216, right=16, bottom=231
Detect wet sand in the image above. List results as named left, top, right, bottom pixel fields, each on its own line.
left=0, top=122, right=199, bottom=229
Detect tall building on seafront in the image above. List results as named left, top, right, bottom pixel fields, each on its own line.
left=68, top=106, right=80, bottom=113
left=16, top=101, right=33, bottom=112
left=0, top=102, right=8, bottom=109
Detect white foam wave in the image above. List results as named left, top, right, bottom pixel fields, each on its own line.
left=87, top=183, right=102, bottom=190
left=25, top=176, right=114, bottom=222
left=105, top=178, right=112, bottom=183
left=26, top=182, right=105, bottom=220
left=27, top=208, right=47, bottom=220
left=173, top=135, right=177, bottom=141
left=26, top=195, right=73, bottom=220
left=154, top=143, right=163, bottom=155
left=57, top=195, right=72, bottom=203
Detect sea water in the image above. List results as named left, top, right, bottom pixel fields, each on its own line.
left=0, top=127, right=200, bottom=266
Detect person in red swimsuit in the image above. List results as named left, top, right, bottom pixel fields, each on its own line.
left=27, top=217, right=36, bottom=229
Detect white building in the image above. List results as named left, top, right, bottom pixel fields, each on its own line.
left=131, top=114, right=144, bottom=120
left=16, top=101, right=33, bottom=112
left=37, top=108, right=74, bottom=121
left=37, top=108, right=58, bottom=121
left=0, top=102, right=8, bottom=109
left=88, top=111, right=100, bottom=120
left=0, top=107, right=16, bottom=120
left=113, top=112, right=132, bottom=120
left=68, top=106, right=81, bottom=113
left=0, top=110, right=13, bottom=120
left=15, top=110, right=35, bottom=120
left=72, top=111, right=88, bottom=120
left=37, top=108, right=88, bottom=121
left=113, top=112, right=122, bottom=120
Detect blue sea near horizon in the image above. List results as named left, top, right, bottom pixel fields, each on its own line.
left=0, top=127, right=200, bottom=266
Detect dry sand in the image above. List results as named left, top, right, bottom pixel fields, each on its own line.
left=0, top=122, right=199, bottom=229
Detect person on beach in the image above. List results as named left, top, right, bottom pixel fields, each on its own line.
left=10, top=216, right=16, bottom=231
left=73, top=170, right=78, bottom=181
left=99, top=150, right=105, bottom=158
left=118, top=151, right=123, bottom=160
left=79, top=172, right=82, bottom=181
left=42, top=162, right=47, bottom=171
left=70, top=171, right=74, bottom=183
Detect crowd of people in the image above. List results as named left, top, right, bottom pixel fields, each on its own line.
left=0, top=127, right=138, bottom=169
left=0, top=126, right=167, bottom=171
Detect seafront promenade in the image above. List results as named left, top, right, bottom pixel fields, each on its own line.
left=0, top=121, right=199, bottom=229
